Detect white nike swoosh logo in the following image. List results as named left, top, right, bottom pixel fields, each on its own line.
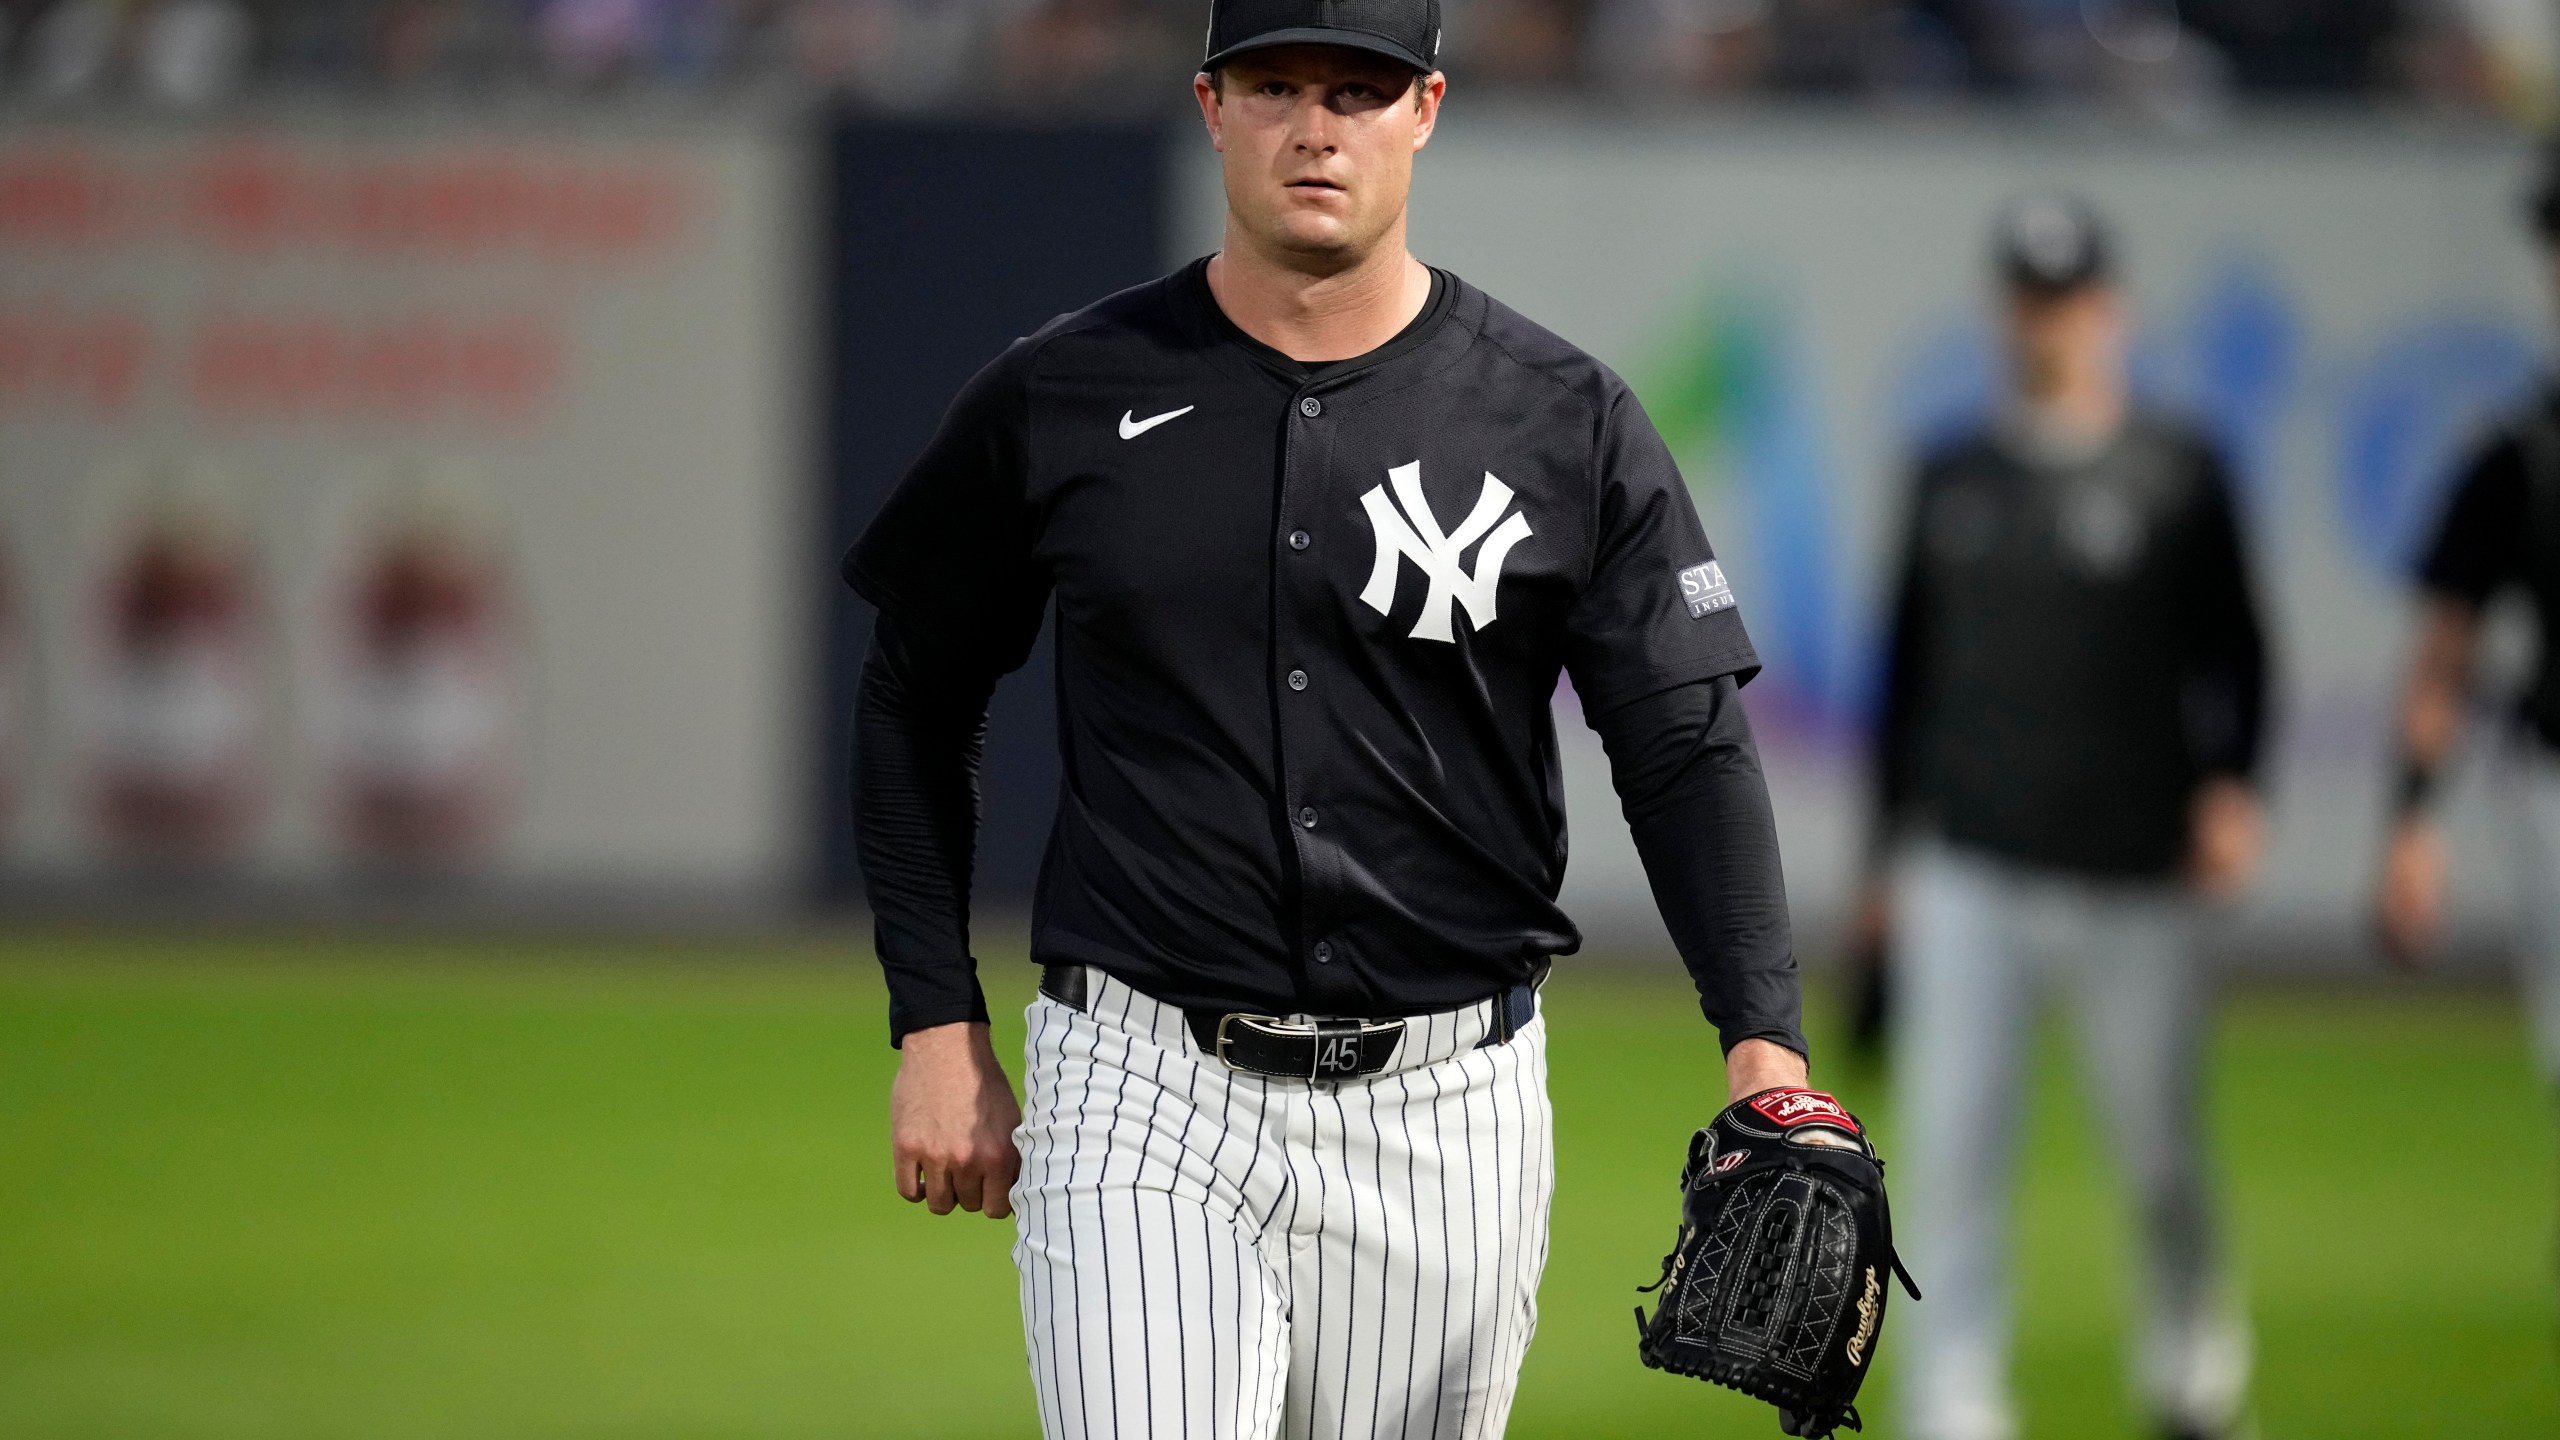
left=1118, top=405, right=1194, bottom=440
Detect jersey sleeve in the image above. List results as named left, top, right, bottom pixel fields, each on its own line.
left=2416, top=433, right=2530, bottom=608
left=1561, top=384, right=1760, bottom=717
left=2175, top=441, right=2270, bottom=782
left=842, top=337, right=1051, bottom=677
left=1871, top=458, right=1940, bottom=828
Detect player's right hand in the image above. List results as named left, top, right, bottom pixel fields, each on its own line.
left=2374, top=816, right=2447, bottom=970
left=890, top=1021, right=1024, bottom=1219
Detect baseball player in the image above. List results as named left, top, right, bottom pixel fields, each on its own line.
left=844, top=4, right=1813, bottom=1436
left=1865, top=196, right=2269, bottom=1440
left=2374, top=149, right=2560, bottom=1098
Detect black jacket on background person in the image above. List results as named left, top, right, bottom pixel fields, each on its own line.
left=849, top=261, right=1806, bottom=1056
left=1875, top=412, right=2271, bottom=879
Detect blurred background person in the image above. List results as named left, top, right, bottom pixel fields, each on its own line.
left=2375, top=145, right=2560, bottom=1116
left=1866, top=194, right=2270, bottom=1440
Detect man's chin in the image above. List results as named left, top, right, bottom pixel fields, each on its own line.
left=1267, top=221, right=1370, bottom=264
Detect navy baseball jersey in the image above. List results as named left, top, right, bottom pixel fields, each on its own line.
left=849, top=260, right=1775, bottom=1033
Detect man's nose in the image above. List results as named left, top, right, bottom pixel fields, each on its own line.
left=1291, top=93, right=1338, bottom=152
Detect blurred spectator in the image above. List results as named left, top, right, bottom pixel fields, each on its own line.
left=988, top=0, right=1186, bottom=111
left=2180, top=0, right=2398, bottom=94
left=1764, top=0, right=1899, bottom=93
left=27, top=0, right=120, bottom=99
left=790, top=0, right=986, bottom=109
left=137, top=0, right=251, bottom=104
left=1453, top=0, right=1587, bottom=87
left=1587, top=0, right=1770, bottom=96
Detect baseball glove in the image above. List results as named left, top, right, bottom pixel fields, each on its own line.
left=1634, top=1087, right=1918, bottom=1438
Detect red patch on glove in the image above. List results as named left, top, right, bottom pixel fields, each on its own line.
left=1746, top=1088, right=1860, bottom=1134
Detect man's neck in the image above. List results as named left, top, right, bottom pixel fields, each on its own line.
left=1206, top=227, right=1431, bottom=364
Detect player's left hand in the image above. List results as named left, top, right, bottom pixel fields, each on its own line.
left=2186, top=777, right=2263, bottom=899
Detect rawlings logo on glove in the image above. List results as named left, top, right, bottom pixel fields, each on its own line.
left=1635, top=1088, right=1919, bottom=1439
left=1747, top=1087, right=1859, bottom=1132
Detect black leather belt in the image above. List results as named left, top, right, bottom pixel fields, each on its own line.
left=1038, top=963, right=1538, bottom=1081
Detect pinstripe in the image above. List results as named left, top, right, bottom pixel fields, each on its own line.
left=1064, top=1008, right=1103, bottom=1439
left=1359, top=1078, right=1391, bottom=1439
left=1489, top=1032, right=1522, bottom=1418
left=1168, top=1056, right=1209, bottom=1438
left=1495, top=1030, right=1525, bottom=1424
left=1129, top=1045, right=1169, bottom=1440
left=1025, top=1002, right=1066, bottom=1440
left=1420, top=1058, right=1453, bottom=1440
left=1096, top=1024, right=1143, bottom=1436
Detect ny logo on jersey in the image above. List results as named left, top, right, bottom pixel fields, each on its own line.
left=1358, top=461, right=1534, bottom=643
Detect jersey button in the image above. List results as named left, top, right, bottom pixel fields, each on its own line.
left=1287, top=669, right=1308, bottom=691
left=1287, top=530, right=1311, bottom=551
left=1313, top=940, right=1333, bottom=964
left=1298, top=396, right=1322, bottom=418
left=1298, top=806, right=1319, bottom=829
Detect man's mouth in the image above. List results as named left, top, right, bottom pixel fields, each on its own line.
left=1287, top=178, right=1345, bottom=192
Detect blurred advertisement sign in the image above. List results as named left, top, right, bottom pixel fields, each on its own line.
left=328, top=483, right=521, bottom=870
left=0, top=115, right=808, bottom=897
left=87, top=485, right=264, bottom=864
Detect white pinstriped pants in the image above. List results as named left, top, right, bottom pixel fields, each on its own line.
left=1010, top=966, right=1555, bottom=1440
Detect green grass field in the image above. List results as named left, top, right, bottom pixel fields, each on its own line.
left=1, top=932, right=2554, bottom=1438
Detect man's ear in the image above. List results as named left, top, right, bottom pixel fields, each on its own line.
left=1194, top=72, right=1225, bottom=151
left=1411, top=71, right=1445, bottom=152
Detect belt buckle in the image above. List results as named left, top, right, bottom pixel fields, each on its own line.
left=1215, top=1012, right=1308, bottom=1076
left=1214, top=1013, right=1404, bottom=1079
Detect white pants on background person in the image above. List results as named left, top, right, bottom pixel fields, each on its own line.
left=1891, top=840, right=2250, bottom=1440
left=2511, top=746, right=2560, bottom=1087
left=1010, top=966, right=1555, bottom=1440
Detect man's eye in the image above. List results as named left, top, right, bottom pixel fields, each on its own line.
left=1259, top=82, right=1289, bottom=97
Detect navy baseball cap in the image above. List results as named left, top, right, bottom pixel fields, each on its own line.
left=1202, top=0, right=1443, bottom=75
left=1992, top=193, right=2114, bottom=295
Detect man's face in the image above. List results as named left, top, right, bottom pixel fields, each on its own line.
left=2002, top=282, right=2123, bottom=399
left=1195, top=46, right=1443, bottom=269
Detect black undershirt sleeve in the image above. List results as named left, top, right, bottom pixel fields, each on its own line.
left=1587, top=674, right=1808, bottom=1060
left=843, top=339, right=1046, bottom=1047
left=854, top=610, right=1004, bottom=1045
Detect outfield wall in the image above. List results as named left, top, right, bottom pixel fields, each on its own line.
left=1174, top=116, right=2548, bottom=962
left=0, top=111, right=817, bottom=896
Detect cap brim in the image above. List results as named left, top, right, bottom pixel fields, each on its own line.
left=1202, top=28, right=1434, bottom=75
